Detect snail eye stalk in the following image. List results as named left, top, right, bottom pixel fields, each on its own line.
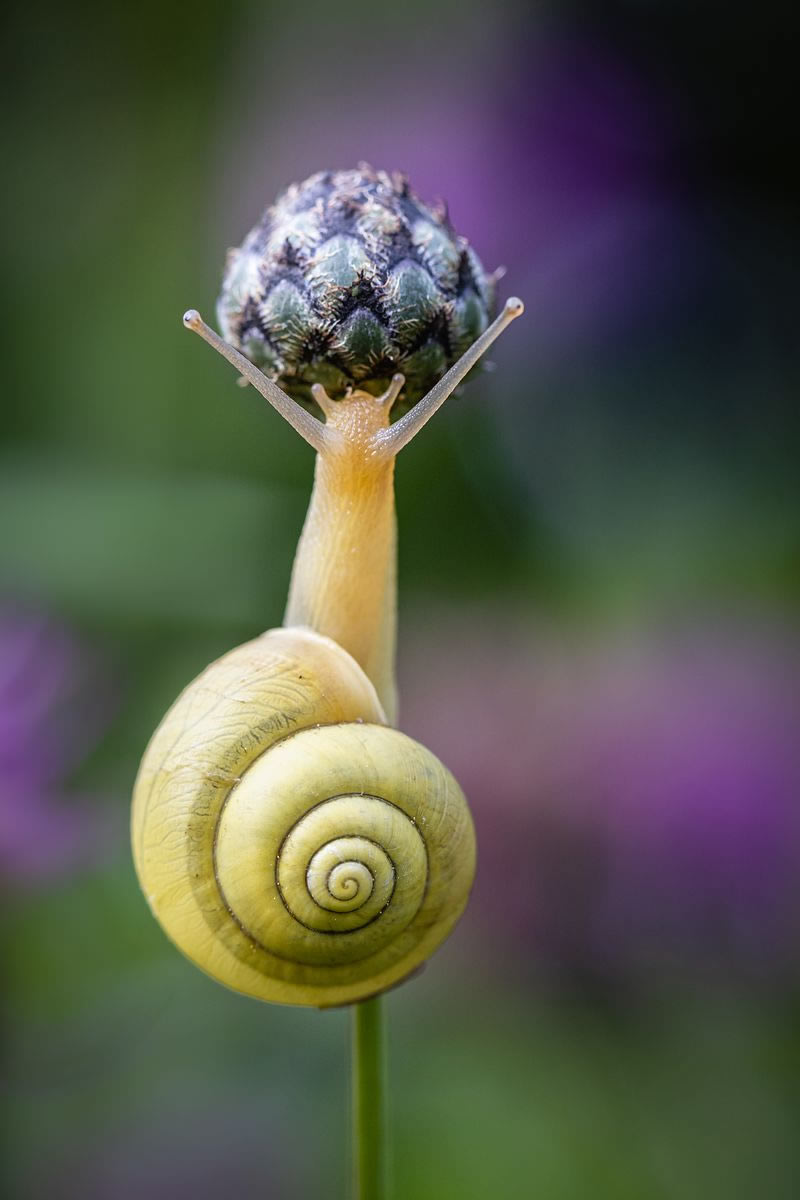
left=184, top=299, right=523, bottom=459
left=379, top=297, right=524, bottom=455
left=183, top=309, right=330, bottom=453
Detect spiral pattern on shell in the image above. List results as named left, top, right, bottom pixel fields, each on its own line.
left=132, top=628, right=475, bottom=1008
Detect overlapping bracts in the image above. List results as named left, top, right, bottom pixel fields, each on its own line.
left=217, top=165, right=496, bottom=411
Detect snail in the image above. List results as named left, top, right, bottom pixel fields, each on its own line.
left=131, top=167, right=523, bottom=1008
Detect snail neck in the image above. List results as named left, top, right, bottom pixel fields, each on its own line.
left=284, top=392, right=398, bottom=722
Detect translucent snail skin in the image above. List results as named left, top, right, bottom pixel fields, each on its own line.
left=131, top=166, right=523, bottom=1009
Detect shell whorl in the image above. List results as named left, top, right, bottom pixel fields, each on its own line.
left=131, top=627, right=475, bottom=1008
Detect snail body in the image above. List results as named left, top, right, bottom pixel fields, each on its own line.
left=132, top=169, right=523, bottom=1008
left=284, top=387, right=400, bottom=720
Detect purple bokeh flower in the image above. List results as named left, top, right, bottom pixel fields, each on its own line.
left=400, top=619, right=800, bottom=977
left=0, top=606, right=116, bottom=885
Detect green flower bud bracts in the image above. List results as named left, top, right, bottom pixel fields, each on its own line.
left=217, top=164, right=497, bottom=413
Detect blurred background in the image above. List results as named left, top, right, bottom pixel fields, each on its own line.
left=2, top=0, right=799, bottom=1196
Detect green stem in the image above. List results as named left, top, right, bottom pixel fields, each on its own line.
left=352, top=995, right=386, bottom=1200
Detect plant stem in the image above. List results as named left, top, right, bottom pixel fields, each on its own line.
left=352, top=995, right=385, bottom=1199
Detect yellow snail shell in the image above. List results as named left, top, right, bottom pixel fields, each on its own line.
left=131, top=627, right=476, bottom=1008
